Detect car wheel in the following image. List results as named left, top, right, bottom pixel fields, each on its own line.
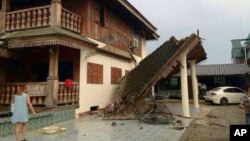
left=220, top=97, right=228, bottom=105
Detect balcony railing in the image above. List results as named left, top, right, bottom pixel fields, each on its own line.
left=6, top=6, right=51, bottom=31
left=5, top=5, right=81, bottom=33
left=58, top=82, right=79, bottom=105
left=0, top=82, right=79, bottom=106
left=61, top=8, right=81, bottom=33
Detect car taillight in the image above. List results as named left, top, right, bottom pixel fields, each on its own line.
left=211, top=93, right=216, bottom=96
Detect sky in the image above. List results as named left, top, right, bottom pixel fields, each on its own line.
left=128, top=0, right=250, bottom=64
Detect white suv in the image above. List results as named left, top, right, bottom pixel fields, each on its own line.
left=203, top=86, right=246, bottom=105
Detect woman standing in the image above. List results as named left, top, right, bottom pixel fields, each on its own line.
left=11, top=85, right=36, bottom=141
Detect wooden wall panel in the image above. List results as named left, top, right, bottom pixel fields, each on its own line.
left=61, top=0, right=143, bottom=57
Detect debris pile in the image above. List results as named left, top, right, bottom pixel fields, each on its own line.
left=103, top=34, right=206, bottom=124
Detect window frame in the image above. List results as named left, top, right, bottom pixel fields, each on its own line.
left=87, top=62, right=103, bottom=84
left=111, top=67, right=122, bottom=85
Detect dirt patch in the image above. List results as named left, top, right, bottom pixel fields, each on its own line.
left=180, top=104, right=245, bottom=141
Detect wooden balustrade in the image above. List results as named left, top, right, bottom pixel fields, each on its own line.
left=6, top=6, right=51, bottom=31
left=61, top=8, right=81, bottom=33
left=5, top=6, right=81, bottom=33
left=58, top=82, right=79, bottom=105
left=0, top=83, right=47, bottom=106
left=0, top=82, right=79, bottom=106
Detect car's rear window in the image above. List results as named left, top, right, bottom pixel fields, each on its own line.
left=210, top=87, right=222, bottom=91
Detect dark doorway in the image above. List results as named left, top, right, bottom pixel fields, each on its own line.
left=59, top=61, right=73, bottom=81
left=34, top=62, right=49, bottom=81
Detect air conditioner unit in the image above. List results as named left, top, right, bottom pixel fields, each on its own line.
left=130, top=38, right=139, bottom=48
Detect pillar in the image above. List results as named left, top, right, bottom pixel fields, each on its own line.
left=179, top=53, right=191, bottom=117
left=189, top=60, right=199, bottom=108
left=151, top=86, right=155, bottom=100
left=46, top=46, right=59, bottom=107
left=50, top=0, right=61, bottom=26
left=0, top=0, right=10, bottom=33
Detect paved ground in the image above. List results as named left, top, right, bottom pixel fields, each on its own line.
left=180, top=103, right=245, bottom=141
left=1, top=102, right=196, bottom=141
left=1, top=102, right=244, bottom=141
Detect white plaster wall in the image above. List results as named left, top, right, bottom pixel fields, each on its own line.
left=141, top=37, right=147, bottom=58
left=76, top=51, right=136, bottom=115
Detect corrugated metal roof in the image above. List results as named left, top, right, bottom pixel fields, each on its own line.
left=175, top=64, right=250, bottom=76
left=195, top=64, right=250, bottom=76
left=0, top=26, right=97, bottom=46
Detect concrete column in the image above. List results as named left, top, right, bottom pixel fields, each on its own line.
left=179, top=53, right=191, bottom=117
left=151, top=86, right=155, bottom=100
left=189, top=60, right=199, bottom=108
left=46, top=46, right=59, bottom=107
left=50, top=0, right=62, bottom=26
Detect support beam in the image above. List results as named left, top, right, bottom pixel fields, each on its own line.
left=179, top=53, right=191, bottom=117
left=189, top=60, right=199, bottom=108
left=46, top=46, right=59, bottom=107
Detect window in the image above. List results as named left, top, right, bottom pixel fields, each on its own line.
left=223, top=88, right=233, bottom=93
left=87, top=62, right=103, bottom=84
left=214, top=76, right=225, bottom=85
left=111, top=67, right=122, bottom=84
left=224, top=88, right=244, bottom=93
left=99, top=4, right=105, bottom=26
left=170, top=78, right=178, bottom=86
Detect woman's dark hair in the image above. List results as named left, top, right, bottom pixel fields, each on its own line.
left=17, top=85, right=28, bottom=94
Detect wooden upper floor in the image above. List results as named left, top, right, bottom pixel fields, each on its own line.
left=0, top=0, right=158, bottom=57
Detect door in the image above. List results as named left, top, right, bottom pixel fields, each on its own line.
left=230, top=88, right=245, bottom=103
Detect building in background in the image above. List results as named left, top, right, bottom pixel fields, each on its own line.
left=157, top=64, right=250, bottom=99
left=231, top=34, right=250, bottom=64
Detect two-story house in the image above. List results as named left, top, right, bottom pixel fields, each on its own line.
left=0, top=0, right=158, bottom=117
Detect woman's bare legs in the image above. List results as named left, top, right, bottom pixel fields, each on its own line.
left=15, top=123, right=21, bottom=141
left=21, top=123, right=27, bottom=140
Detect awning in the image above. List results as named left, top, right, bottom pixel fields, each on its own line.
left=0, top=26, right=97, bottom=49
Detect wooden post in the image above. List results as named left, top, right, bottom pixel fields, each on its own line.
left=46, top=46, right=59, bottom=107
left=0, top=0, right=10, bottom=33
left=50, top=0, right=62, bottom=26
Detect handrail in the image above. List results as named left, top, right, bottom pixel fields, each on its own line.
left=7, top=5, right=50, bottom=14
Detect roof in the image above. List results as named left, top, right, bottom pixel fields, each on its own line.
left=175, top=64, right=250, bottom=76
left=113, top=34, right=206, bottom=107
left=0, top=26, right=97, bottom=46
